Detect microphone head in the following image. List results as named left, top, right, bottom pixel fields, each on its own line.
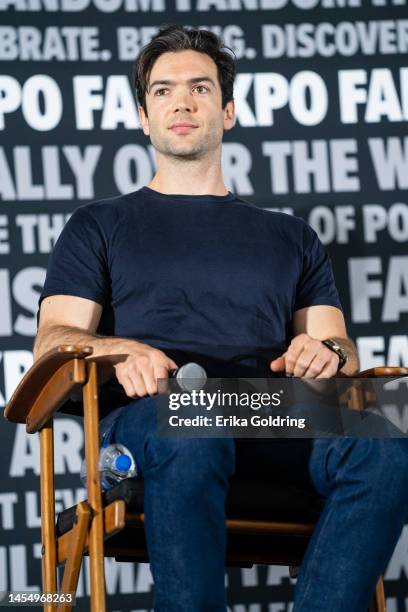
left=175, top=362, right=207, bottom=392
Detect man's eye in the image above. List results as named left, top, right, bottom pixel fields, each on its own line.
left=194, top=85, right=209, bottom=94
left=154, top=88, right=168, bottom=96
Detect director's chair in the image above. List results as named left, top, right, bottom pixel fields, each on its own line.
left=5, top=345, right=407, bottom=612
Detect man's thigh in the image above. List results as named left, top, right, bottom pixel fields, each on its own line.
left=102, top=399, right=320, bottom=494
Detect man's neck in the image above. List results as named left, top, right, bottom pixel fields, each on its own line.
left=148, top=153, right=228, bottom=196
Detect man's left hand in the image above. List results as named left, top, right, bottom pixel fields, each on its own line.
left=270, top=333, right=340, bottom=378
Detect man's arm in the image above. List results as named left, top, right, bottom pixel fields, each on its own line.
left=270, top=305, right=359, bottom=378
left=35, top=295, right=178, bottom=397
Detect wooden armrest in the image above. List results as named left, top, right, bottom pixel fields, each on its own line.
left=4, top=345, right=93, bottom=426
left=357, top=366, right=408, bottom=378
left=4, top=346, right=131, bottom=432
left=339, top=366, right=408, bottom=411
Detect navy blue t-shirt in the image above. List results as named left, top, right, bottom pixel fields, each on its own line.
left=40, top=187, right=341, bottom=364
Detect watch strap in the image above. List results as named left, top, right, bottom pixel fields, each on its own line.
left=321, top=339, right=347, bottom=372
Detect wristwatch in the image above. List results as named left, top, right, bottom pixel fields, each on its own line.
left=321, top=339, right=347, bottom=372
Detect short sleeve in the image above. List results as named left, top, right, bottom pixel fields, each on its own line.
left=294, top=224, right=342, bottom=312
left=39, top=205, right=110, bottom=308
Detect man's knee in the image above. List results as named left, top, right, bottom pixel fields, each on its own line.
left=349, top=438, right=408, bottom=504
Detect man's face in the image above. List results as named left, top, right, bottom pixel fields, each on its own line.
left=139, top=50, right=235, bottom=161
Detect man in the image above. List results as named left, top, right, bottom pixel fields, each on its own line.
left=34, top=25, right=408, bottom=611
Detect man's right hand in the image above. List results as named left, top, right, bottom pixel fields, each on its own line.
left=114, top=342, right=178, bottom=398
left=35, top=295, right=178, bottom=399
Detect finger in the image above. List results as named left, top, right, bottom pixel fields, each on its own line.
left=130, top=371, right=148, bottom=398
left=139, top=364, right=157, bottom=396
left=155, top=365, right=172, bottom=394
left=167, top=357, right=178, bottom=368
left=303, top=353, right=328, bottom=379
left=285, top=335, right=316, bottom=375
left=270, top=356, right=286, bottom=372
left=286, top=343, right=312, bottom=376
left=292, top=343, right=322, bottom=377
left=118, top=374, right=139, bottom=399
left=316, top=355, right=339, bottom=379
left=155, top=365, right=171, bottom=379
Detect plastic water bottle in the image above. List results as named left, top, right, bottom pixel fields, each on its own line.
left=80, top=443, right=137, bottom=491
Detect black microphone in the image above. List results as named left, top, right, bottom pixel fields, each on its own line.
left=170, top=362, right=207, bottom=392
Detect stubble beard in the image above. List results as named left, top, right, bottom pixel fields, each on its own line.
left=150, top=128, right=220, bottom=162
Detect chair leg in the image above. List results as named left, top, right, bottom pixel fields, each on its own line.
left=369, top=576, right=386, bottom=612
left=40, top=421, right=57, bottom=612
left=83, top=361, right=106, bottom=612
left=375, top=576, right=386, bottom=612
left=57, top=502, right=91, bottom=612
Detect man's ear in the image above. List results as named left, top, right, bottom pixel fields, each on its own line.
left=223, top=99, right=235, bottom=131
left=138, top=105, right=150, bottom=136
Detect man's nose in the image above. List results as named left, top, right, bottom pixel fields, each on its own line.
left=173, top=90, right=197, bottom=112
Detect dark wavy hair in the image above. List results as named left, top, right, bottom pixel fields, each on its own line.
left=133, top=24, right=236, bottom=114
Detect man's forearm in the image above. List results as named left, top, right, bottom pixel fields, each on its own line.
left=33, top=324, right=136, bottom=362
left=332, top=336, right=360, bottom=376
left=33, top=323, right=178, bottom=397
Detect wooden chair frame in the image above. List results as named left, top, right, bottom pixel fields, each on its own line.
left=5, top=345, right=407, bottom=611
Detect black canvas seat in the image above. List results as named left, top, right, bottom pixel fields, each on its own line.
left=57, top=476, right=324, bottom=538
left=56, top=476, right=326, bottom=570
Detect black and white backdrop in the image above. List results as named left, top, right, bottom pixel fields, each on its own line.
left=0, top=2, right=407, bottom=610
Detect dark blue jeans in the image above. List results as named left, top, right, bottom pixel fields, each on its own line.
left=103, top=397, right=408, bottom=611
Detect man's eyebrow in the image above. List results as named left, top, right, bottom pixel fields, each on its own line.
left=148, top=76, right=216, bottom=90
left=188, top=77, right=216, bottom=85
